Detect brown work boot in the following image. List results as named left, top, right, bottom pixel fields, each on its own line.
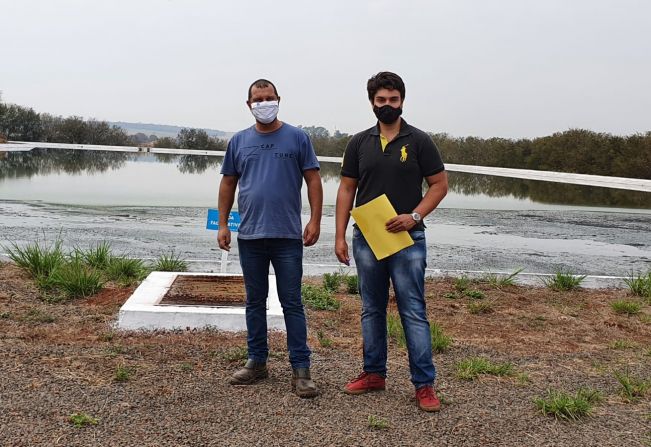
left=291, top=368, right=319, bottom=398
left=229, top=359, right=268, bottom=385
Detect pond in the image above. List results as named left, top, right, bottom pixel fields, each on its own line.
left=1, top=149, right=649, bottom=278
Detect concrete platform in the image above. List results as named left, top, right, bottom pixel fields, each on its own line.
left=116, top=272, right=285, bottom=331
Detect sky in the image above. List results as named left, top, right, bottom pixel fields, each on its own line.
left=1, top=0, right=650, bottom=138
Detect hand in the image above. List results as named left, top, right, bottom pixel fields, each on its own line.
left=303, top=219, right=320, bottom=247
left=335, top=238, right=350, bottom=266
left=385, top=214, right=417, bottom=233
left=218, top=228, right=231, bottom=251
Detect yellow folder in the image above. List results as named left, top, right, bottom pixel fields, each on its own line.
left=350, top=194, right=414, bottom=260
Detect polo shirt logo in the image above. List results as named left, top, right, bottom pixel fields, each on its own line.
left=400, top=145, right=409, bottom=162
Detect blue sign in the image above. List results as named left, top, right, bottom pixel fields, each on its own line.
left=206, top=209, right=240, bottom=232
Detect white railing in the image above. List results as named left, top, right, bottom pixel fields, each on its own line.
left=2, top=140, right=651, bottom=192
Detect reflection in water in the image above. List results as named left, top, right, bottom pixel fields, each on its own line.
left=448, top=172, right=650, bottom=209
left=0, top=149, right=648, bottom=210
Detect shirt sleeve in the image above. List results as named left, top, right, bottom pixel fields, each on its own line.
left=220, top=137, right=239, bottom=176
left=340, top=134, right=359, bottom=178
left=299, top=131, right=320, bottom=171
left=418, top=134, right=445, bottom=177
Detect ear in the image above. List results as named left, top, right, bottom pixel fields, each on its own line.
left=246, top=100, right=252, bottom=110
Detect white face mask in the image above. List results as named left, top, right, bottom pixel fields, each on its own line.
left=250, top=100, right=279, bottom=124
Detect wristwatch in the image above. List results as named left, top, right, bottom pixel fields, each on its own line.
left=410, top=212, right=421, bottom=223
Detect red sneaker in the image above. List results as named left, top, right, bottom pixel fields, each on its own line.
left=415, top=386, right=441, bottom=412
left=343, top=371, right=386, bottom=395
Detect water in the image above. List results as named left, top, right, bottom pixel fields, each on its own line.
left=1, top=149, right=649, bottom=278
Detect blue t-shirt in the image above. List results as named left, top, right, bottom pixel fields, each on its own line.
left=220, top=123, right=320, bottom=239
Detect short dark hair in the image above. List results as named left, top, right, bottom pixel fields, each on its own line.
left=367, top=72, right=405, bottom=102
left=248, top=79, right=279, bottom=100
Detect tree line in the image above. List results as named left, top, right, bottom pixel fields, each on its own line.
left=2, top=99, right=649, bottom=179
left=0, top=100, right=226, bottom=151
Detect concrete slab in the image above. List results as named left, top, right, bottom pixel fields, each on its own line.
left=116, top=272, right=285, bottom=332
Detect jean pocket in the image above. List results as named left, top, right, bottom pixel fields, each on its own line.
left=410, top=231, right=425, bottom=242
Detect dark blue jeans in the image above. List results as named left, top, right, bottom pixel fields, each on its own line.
left=352, top=227, right=436, bottom=388
left=237, top=237, right=311, bottom=369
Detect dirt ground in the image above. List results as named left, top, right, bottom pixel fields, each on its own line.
left=1, top=262, right=650, bottom=446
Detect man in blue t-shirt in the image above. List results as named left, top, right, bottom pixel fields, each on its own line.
left=218, top=78, right=323, bottom=398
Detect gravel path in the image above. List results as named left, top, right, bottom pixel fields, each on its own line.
left=1, top=263, right=650, bottom=446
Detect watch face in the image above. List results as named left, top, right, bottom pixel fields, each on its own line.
left=412, top=212, right=421, bottom=222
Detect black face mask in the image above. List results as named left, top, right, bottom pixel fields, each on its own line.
left=373, top=105, right=402, bottom=124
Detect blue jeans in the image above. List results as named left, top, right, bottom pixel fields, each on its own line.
left=237, top=238, right=311, bottom=369
left=352, top=227, right=435, bottom=388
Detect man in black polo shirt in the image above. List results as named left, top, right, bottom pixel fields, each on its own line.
left=335, top=71, right=448, bottom=412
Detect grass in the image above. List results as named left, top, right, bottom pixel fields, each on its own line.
left=615, top=369, right=651, bottom=402
left=50, top=260, right=104, bottom=298
left=218, top=346, right=249, bottom=362
left=624, top=271, right=651, bottom=299
left=5, top=239, right=64, bottom=279
left=154, top=251, right=188, bottom=272
left=105, top=256, right=148, bottom=285
left=69, top=412, right=99, bottom=428
left=467, top=301, right=494, bottom=314
left=77, top=241, right=112, bottom=270
left=483, top=268, right=524, bottom=288
left=114, top=364, right=134, bottom=382
left=179, top=362, right=193, bottom=372
left=386, top=313, right=406, bottom=348
left=609, top=339, right=637, bottom=350
left=431, top=321, right=452, bottom=353
left=542, top=269, right=586, bottom=291
left=22, top=308, right=56, bottom=324
left=317, top=330, right=333, bottom=348
left=367, top=415, right=389, bottom=430
left=302, top=284, right=340, bottom=311
left=454, top=275, right=471, bottom=292
left=611, top=300, right=642, bottom=315
left=456, top=357, right=514, bottom=380
left=534, top=388, right=602, bottom=421
left=345, top=274, right=359, bottom=294
left=464, top=289, right=486, bottom=300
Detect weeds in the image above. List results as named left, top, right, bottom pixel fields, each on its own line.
left=624, top=271, right=651, bottom=299
left=464, top=289, right=486, bottom=300
left=615, top=369, right=651, bottom=402
left=69, top=412, right=99, bottom=428
left=456, top=357, right=513, bottom=380
left=542, top=269, right=586, bottom=291
left=534, top=388, right=602, bottom=421
left=368, top=415, right=389, bottom=430
left=22, top=308, right=56, bottom=324
left=611, top=300, right=641, bottom=315
left=609, top=340, right=637, bottom=350
left=302, top=284, right=340, bottom=311
left=179, top=362, right=193, bottom=372
left=154, top=251, right=188, bottom=272
left=317, top=330, right=333, bottom=348
left=106, top=257, right=148, bottom=285
left=114, top=364, right=134, bottom=382
left=50, top=260, right=104, bottom=298
left=467, top=301, right=494, bottom=314
left=444, top=292, right=458, bottom=299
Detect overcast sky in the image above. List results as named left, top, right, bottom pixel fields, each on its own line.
left=2, top=0, right=650, bottom=138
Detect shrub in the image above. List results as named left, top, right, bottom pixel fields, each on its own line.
left=77, top=241, right=112, bottom=270
left=454, top=275, right=471, bottom=292
left=345, top=274, right=359, bottom=294
left=323, top=271, right=345, bottom=292
left=5, top=239, right=64, bottom=279
left=50, top=260, right=104, bottom=298
left=302, top=284, right=340, bottom=311
left=106, top=256, right=148, bottom=285
left=624, top=271, right=651, bottom=299
left=464, top=289, right=485, bottom=300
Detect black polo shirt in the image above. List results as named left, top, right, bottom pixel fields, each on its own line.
left=341, top=119, right=445, bottom=230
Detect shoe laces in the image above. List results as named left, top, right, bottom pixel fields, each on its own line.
left=416, top=386, right=436, bottom=400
